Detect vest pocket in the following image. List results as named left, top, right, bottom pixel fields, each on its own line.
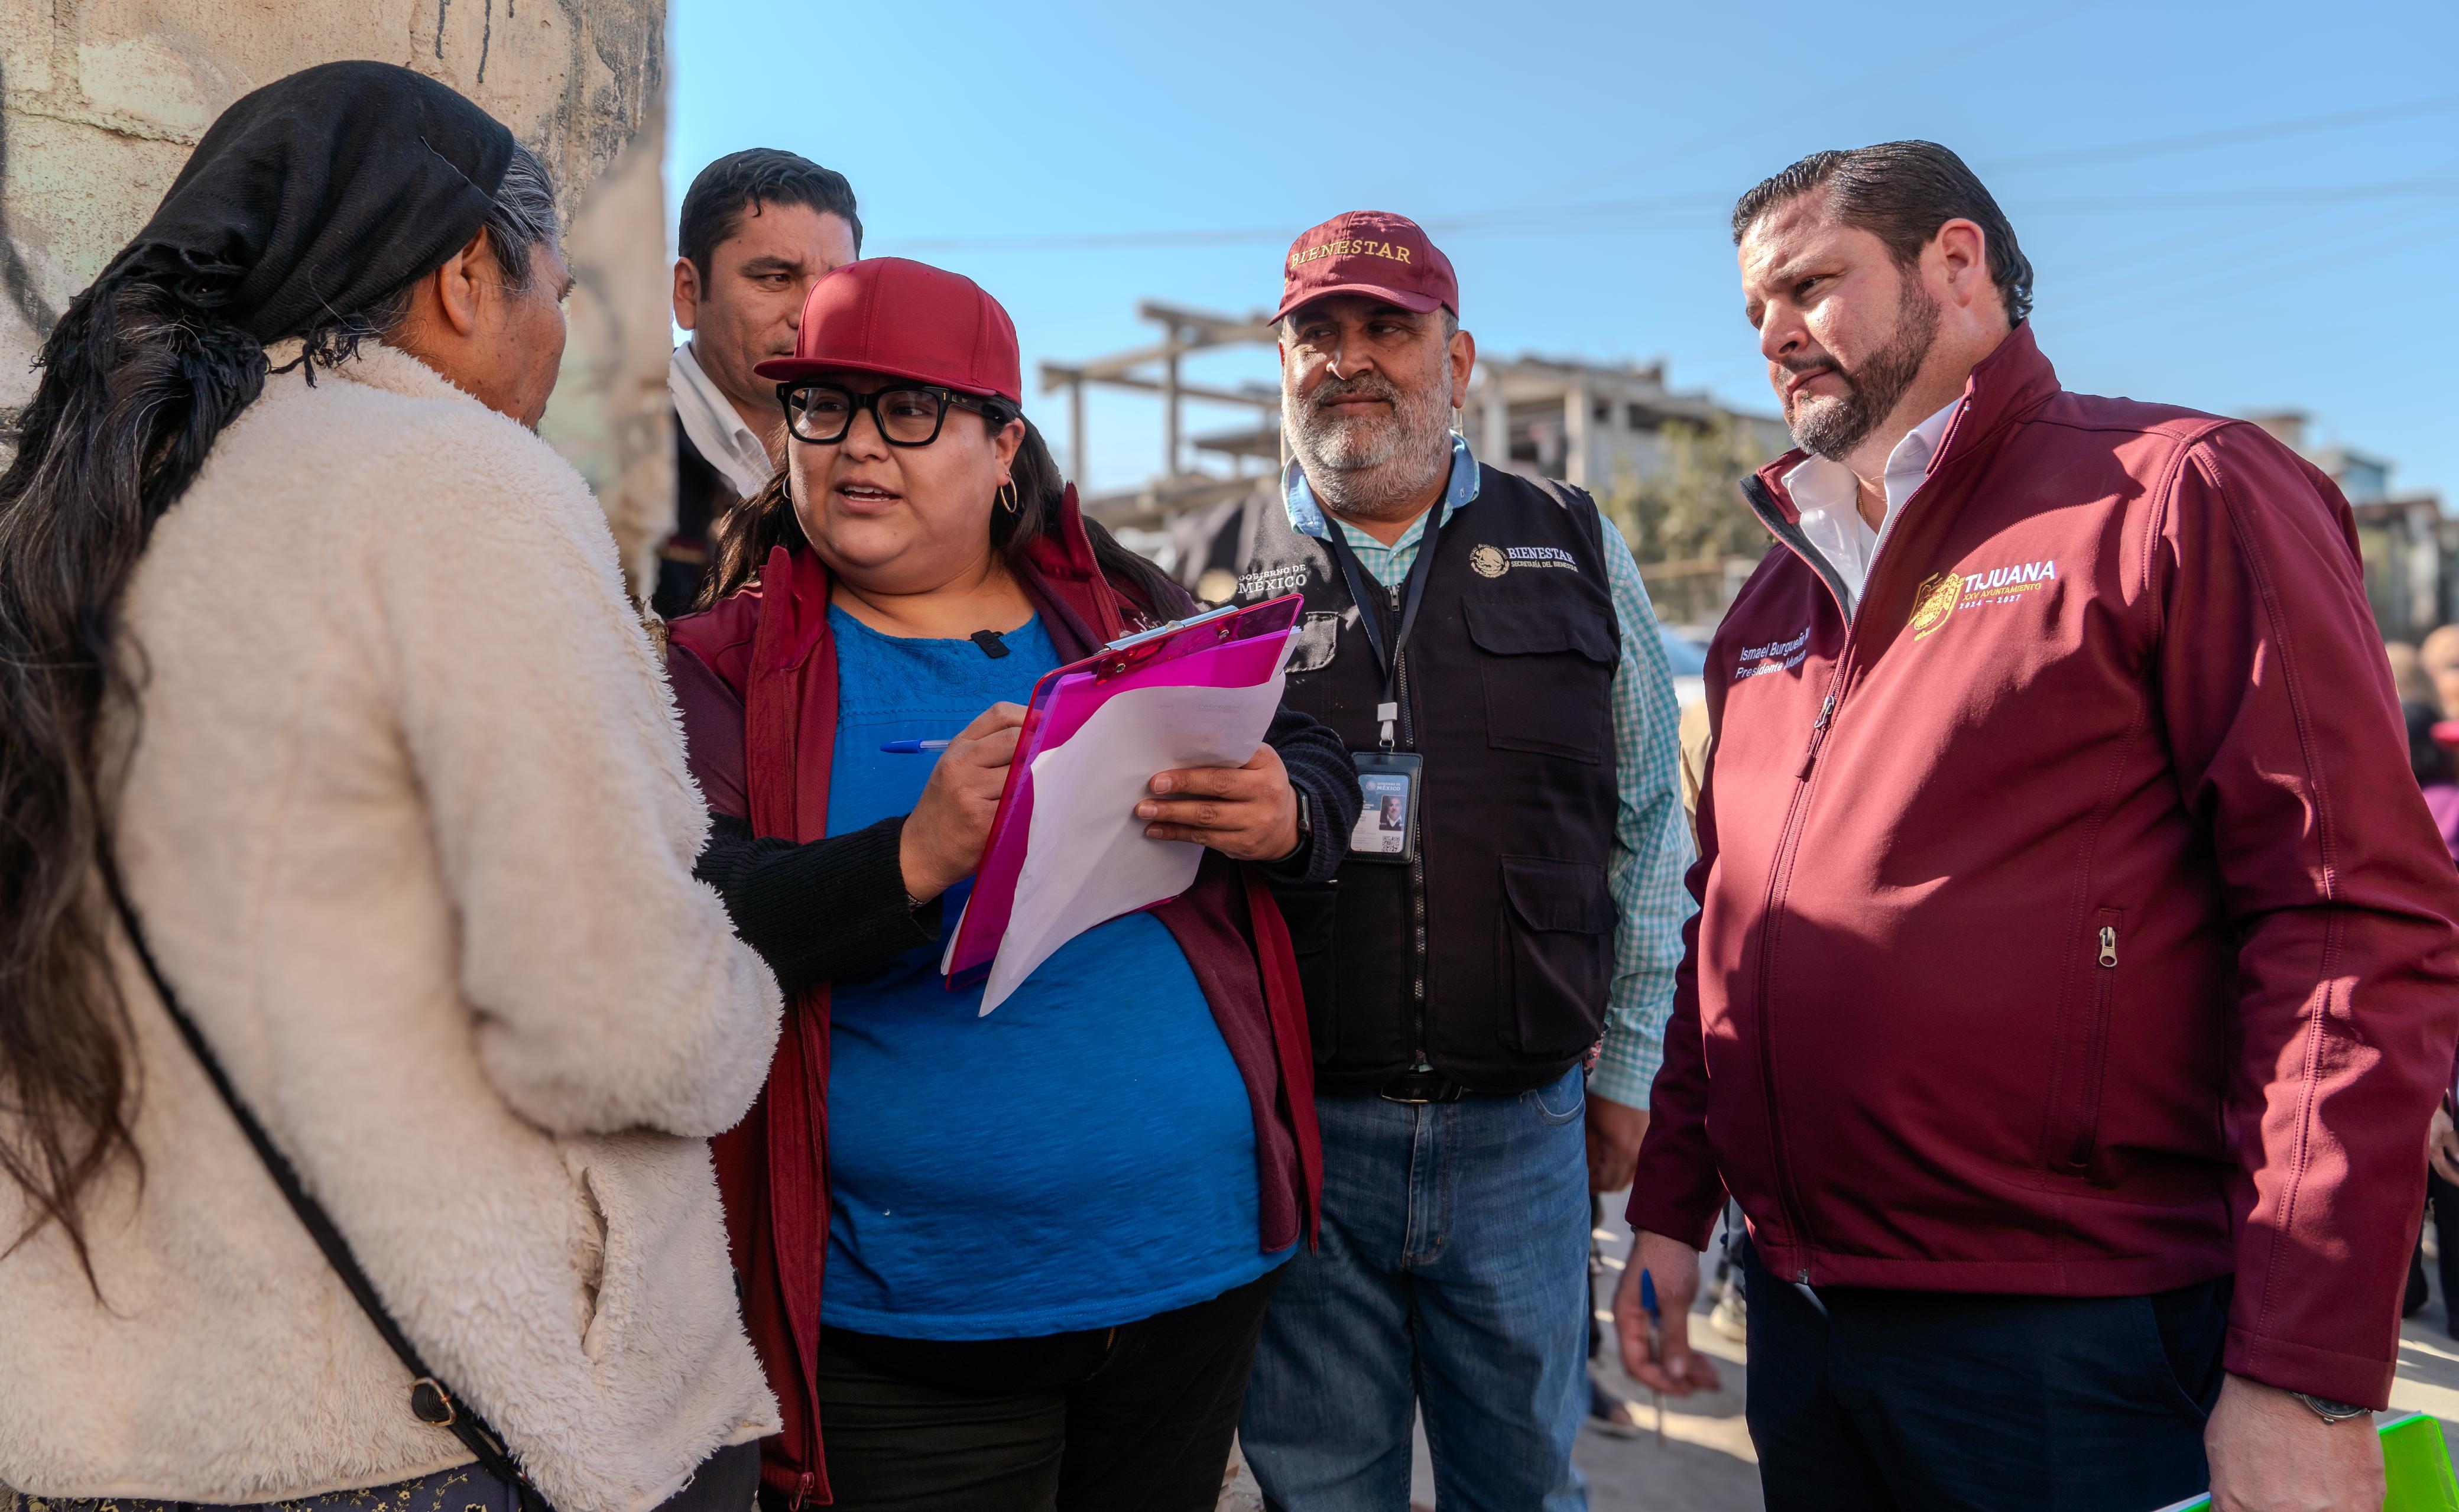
left=1498, top=856, right=1615, bottom=1057
left=1269, top=878, right=1341, bottom=1061
left=1286, top=611, right=1344, bottom=675
left=1465, top=599, right=1618, bottom=762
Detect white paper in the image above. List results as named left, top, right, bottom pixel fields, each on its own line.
left=979, top=667, right=1289, bottom=1014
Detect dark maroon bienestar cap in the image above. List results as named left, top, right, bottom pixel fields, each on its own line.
left=754, top=257, right=1023, bottom=403
left=1272, top=210, right=1458, bottom=325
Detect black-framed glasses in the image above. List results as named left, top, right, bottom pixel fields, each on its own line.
left=777, top=381, right=1008, bottom=447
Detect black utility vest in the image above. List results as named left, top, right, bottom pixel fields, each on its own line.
left=1238, top=464, right=1621, bottom=1094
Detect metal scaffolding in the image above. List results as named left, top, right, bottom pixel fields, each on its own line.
left=1038, top=301, right=1284, bottom=529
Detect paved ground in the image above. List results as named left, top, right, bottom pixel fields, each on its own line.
left=1501, top=1191, right=1759, bottom=1512
left=1410, top=1193, right=2459, bottom=1511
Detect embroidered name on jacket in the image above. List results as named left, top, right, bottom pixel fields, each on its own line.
left=1241, top=563, right=1311, bottom=598
left=1471, top=544, right=1581, bottom=577
left=1911, top=559, right=2059, bottom=637
left=1735, top=627, right=1811, bottom=680
left=1962, top=559, right=2058, bottom=598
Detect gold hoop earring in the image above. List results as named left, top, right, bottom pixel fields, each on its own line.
left=998, top=479, right=1019, bottom=515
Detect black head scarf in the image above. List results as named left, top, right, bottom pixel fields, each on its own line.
left=106, top=60, right=516, bottom=341
left=0, top=63, right=524, bottom=1303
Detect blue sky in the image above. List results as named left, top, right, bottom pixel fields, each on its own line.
left=670, top=0, right=2458, bottom=505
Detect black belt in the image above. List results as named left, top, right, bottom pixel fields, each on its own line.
left=1378, top=1068, right=1472, bottom=1104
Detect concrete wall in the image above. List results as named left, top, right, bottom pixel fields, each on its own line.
left=0, top=0, right=674, bottom=588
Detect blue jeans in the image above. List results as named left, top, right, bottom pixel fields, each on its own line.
left=1240, top=1065, right=1589, bottom=1511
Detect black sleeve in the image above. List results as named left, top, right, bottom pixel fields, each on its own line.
left=693, top=813, right=942, bottom=997
left=1260, top=702, right=1359, bottom=885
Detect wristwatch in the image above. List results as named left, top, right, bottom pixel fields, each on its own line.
left=1295, top=790, right=1313, bottom=838
left=2292, top=1391, right=2371, bottom=1424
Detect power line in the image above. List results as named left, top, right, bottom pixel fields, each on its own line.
left=1981, top=95, right=2459, bottom=173
left=2050, top=206, right=2459, bottom=336
left=2045, top=194, right=2400, bottom=306
left=2049, top=208, right=2357, bottom=307
left=2018, top=179, right=2459, bottom=212
left=893, top=179, right=2455, bottom=255
left=1481, top=0, right=2120, bottom=217
left=887, top=98, right=2459, bottom=256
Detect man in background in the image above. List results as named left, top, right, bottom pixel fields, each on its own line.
left=1233, top=211, right=1690, bottom=1511
left=1621, top=139, right=2459, bottom=1512
left=655, top=149, right=860, bottom=617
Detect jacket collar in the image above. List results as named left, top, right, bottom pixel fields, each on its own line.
left=750, top=480, right=1131, bottom=677
left=257, top=337, right=496, bottom=409
left=1752, top=322, right=2061, bottom=523
left=1023, top=483, right=1131, bottom=644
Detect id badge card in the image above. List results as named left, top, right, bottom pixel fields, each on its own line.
left=1348, top=751, right=1424, bottom=865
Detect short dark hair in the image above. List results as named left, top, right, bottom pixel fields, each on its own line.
left=1732, top=141, right=2033, bottom=326
left=678, top=148, right=862, bottom=281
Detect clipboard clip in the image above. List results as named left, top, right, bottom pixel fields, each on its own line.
left=1096, top=602, right=1247, bottom=678
left=1102, top=601, right=1245, bottom=654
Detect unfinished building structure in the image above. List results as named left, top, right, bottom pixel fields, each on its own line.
left=1041, top=298, right=1788, bottom=617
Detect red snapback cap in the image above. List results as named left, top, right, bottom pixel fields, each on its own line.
left=754, top=257, right=1023, bottom=404
left=1273, top=210, right=1458, bottom=325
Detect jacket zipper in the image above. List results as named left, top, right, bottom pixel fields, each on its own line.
left=2064, top=913, right=2123, bottom=1170
left=1731, top=412, right=1980, bottom=1281
left=1735, top=474, right=1858, bottom=1279
left=1393, top=580, right=1430, bottom=1069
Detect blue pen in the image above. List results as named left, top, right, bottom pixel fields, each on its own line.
left=1638, top=1268, right=1665, bottom=1445
left=878, top=739, right=952, bottom=754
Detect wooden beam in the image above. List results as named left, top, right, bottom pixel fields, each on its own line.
left=1067, top=375, right=1086, bottom=489
left=1136, top=300, right=1276, bottom=348
left=1037, top=339, right=1187, bottom=387
left=1163, top=342, right=1181, bottom=480
left=1057, top=370, right=1279, bottom=410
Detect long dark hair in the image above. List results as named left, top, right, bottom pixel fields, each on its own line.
left=0, top=148, right=557, bottom=1283
left=694, top=410, right=1187, bottom=619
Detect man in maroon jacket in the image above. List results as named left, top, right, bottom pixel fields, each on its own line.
left=1615, top=139, right=2459, bottom=1512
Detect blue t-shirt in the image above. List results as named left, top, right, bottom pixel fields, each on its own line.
left=820, top=606, right=1289, bottom=1339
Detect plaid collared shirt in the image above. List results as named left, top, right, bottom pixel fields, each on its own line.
left=1283, top=435, right=1694, bottom=1106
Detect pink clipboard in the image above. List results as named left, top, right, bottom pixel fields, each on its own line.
left=942, top=593, right=1304, bottom=989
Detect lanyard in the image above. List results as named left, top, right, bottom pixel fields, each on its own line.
left=1321, top=502, right=1447, bottom=749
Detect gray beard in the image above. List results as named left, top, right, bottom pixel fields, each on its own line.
left=1284, top=365, right=1456, bottom=521
left=1788, top=280, right=1941, bottom=461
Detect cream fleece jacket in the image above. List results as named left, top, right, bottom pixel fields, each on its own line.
left=0, top=343, right=784, bottom=1511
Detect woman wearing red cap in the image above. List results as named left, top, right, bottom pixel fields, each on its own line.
left=663, top=258, right=1356, bottom=1510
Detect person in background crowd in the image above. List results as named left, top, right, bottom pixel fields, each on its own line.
left=664, top=257, right=1359, bottom=1511
left=2400, top=700, right=2459, bottom=1335
left=0, top=64, right=781, bottom=1511
left=1230, top=212, right=1691, bottom=1512
left=2387, top=640, right=2440, bottom=709
left=657, top=148, right=861, bottom=617
left=1620, top=139, right=2459, bottom=1512
left=2422, top=623, right=2459, bottom=719
left=2407, top=700, right=2459, bottom=863
left=1674, top=693, right=1714, bottom=832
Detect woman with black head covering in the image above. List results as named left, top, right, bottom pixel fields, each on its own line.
left=0, top=62, right=781, bottom=1511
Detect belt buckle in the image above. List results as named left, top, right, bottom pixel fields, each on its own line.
left=1379, top=1070, right=1447, bottom=1105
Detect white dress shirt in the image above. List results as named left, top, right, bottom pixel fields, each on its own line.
left=668, top=340, right=777, bottom=502
left=1780, top=396, right=1963, bottom=609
